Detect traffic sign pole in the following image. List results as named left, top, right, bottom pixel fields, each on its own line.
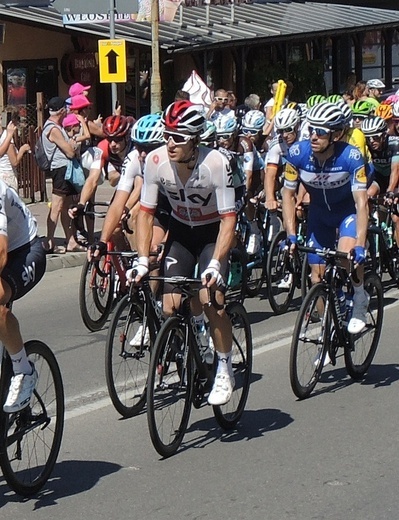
left=109, top=0, right=118, bottom=111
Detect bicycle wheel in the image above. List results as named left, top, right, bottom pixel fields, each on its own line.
left=266, top=230, right=296, bottom=314
left=344, top=272, right=384, bottom=380
left=0, top=341, right=64, bottom=496
left=213, top=302, right=253, bottom=429
left=147, top=317, right=193, bottom=458
left=105, top=294, right=150, bottom=418
left=246, top=228, right=268, bottom=297
left=79, top=257, right=115, bottom=332
left=289, top=284, right=330, bottom=399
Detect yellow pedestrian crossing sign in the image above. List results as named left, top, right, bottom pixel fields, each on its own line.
left=98, top=39, right=127, bottom=83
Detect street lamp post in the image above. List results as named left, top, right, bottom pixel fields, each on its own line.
left=151, top=0, right=162, bottom=113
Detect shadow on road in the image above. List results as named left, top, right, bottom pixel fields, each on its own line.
left=0, top=459, right=121, bottom=508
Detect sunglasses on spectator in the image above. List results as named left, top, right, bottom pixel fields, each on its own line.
left=107, top=135, right=126, bottom=143
left=215, top=97, right=228, bottom=102
left=163, top=131, right=195, bottom=145
left=135, top=143, right=159, bottom=153
left=217, top=133, right=234, bottom=141
left=277, top=127, right=296, bottom=135
left=366, top=133, right=384, bottom=141
left=308, top=126, right=331, bottom=137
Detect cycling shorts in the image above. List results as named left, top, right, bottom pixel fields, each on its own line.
left=1, top=237, right=46, bottom=301
left=307, top=212, right=357, bottom=265
left=161, top=217, right=228, bottom=294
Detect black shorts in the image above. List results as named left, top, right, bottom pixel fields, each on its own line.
left=161, top=218, right=228, bottom=294
left=1, top=237, right=46, bottom=302
left=50, top=165, right=78, bottom=197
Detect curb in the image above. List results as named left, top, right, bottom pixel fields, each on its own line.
left=46, top=252, right=87, bottom=272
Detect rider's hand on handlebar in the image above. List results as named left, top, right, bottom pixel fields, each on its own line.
left=68, top=203, right=85, bottom=219
left=88, top=241, right=107, bottom=260
left=201, top=259, right=223, bottom=288
left=280, top=234, right=297, bottom=253
left=265, top=198, right=279, bottom=211
left=126, top=257, right=149, bottom=284
left=350, top=245, right=366, bottom=267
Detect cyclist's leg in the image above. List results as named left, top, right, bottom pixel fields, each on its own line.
left=1, top=239, right=46, bottom=412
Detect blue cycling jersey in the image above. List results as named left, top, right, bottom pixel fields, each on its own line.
left=284, top=140, right=367, bottom=214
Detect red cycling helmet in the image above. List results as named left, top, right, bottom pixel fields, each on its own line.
left=162, top=100, right=205, bottom=135
left=103, top=115, right=132, bottom=138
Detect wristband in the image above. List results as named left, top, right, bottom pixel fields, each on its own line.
left=138, top=256, right=149, bottom=268
left=288, top=234, right=297, bottom=244
left=208, top=259, right=221, bottom=271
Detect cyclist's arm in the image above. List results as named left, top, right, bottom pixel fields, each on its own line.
left=99, top=190, right=130, bottom=243
left=353, top=189, right=368, bottom=248
left=282, top=185, right=297, bottom=237
left=78, top=167, right=102, bottom=207
left=0, top=235, right=7, bottom=274
left=212, top=214, right=236, bottom=264
left=125, top=176, right=143, bottom=211
left=387, top=158, right=399, bottom=194
left=136, top=208, right=154, bottom=258
left=264, top=163, right=279, bottom=209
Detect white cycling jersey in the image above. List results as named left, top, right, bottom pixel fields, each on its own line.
left=141, top=144, right=236, bottom=226
left=117, top=148, right=143, bottom=193
left=0, top=179, right=37, bottom=252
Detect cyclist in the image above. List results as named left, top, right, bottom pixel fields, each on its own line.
left=282, top=102, right=369, bottom=335
left=129, top=100, right=237, bottom=406
left=0, top=180, right=46, bottom=412
left=351, top=100, right=374, bottom=129
left=264, top=107, right=302, bottom=212
left=365, top=79, right=385, bottom=109
left=389, top=101, right=399, bottom=137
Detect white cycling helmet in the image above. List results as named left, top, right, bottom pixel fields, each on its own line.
left=361, top=115, right=388, bottom=136
left=241, top=110, right=266, bottom=131
left=392, top=101, right=399, bottom=118
left=306, top=102, right=345, bottom=130
left=200, top=121, right=216, bottom=145
left=366, top=79, right=385, bottom=89
left=214, top=114, right=239, bottom=135
left=274, top=108, right=301, bottom=130
left=337, top=100, right=353, bottom=125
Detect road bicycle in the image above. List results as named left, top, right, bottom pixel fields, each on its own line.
left=228, top=193, right=281, bottom=300
left=0, top=337, right=64, bottom=496
left=367, top=197, right=399, bottom=284
left=146, top=276, right=252, bottom=458
left=265, top=207, right=309, bottom=314
left=105, top=266, right=163, bottom=418
left=77, top=202, right=136, bottom=331
left=289, top=246, right=383, bottom=400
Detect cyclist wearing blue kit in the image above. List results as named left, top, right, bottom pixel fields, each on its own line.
left=282, top=102, right=369, bottom=335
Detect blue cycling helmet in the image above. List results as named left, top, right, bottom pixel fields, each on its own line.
left=131, top=114, right=164, bottom=144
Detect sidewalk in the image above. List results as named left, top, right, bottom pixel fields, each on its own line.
left=25, top=180, right=115, bottom=272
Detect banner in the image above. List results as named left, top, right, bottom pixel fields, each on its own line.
left=182, top=70, right=213, bottom=109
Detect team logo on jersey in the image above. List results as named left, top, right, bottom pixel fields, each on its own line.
left=289, top=144, right=301, bottom=157
left=152, top=154, right=160, bottom=164
left=285, top=163, right=298, bottom=182
left=349, top=148, right=361, bottom=161
left=355, top=167, right=367, bottom=183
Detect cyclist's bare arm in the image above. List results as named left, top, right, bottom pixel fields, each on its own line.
left=264, top=163, right=279, bottom=210
left=136, top=209, right=154, bottom=259
left=353, top=189, right=368, bottom=248
left=387, top=160, right=399, bottom=194
left=282, top=185, right=297, bottom=237
left=125, top=176, right=143, bottom=212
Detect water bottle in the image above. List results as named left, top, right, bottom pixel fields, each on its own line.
left=337, top=288, right=346, bottom=318
left=228, top=260, right=242, bottom=288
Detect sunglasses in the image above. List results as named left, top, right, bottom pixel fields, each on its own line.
left=215, top=97, right=228, bottom=102
left=217, top=133, right=234, bottom=141
left=366, top=133, right=384, bottom=141
left=163, top=131, right=195, bottom=145
left=353, top=115, right=366, bottom=121
left=242, top=128, right=259, bottom=136
left=135, top=143, right=159, bottom=153
left=277, top=127, right=296, bottom=135
left=107, top=135, right=126, bottom=143
left=308, top=126, right=331, bottom=137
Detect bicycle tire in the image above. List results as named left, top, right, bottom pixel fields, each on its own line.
left=344, top=272, right=384, bottom=380
left=79, top=257, right=115, bottom=332
left=0, top=340, right=64, bottom=496
left=300, top=253, right=312, bottom=302
left=246, top=227, right=268, bottom=297
left=105, top=294, right=150, bottom=418
left=147, top=317, right=193, bottom=458
left=266, top=230, right=296, bottom=314
left=213, top=301, right=253, bottom=429
left=289, top=284, right=330, bottom=399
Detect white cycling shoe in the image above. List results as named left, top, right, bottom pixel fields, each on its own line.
left=348, top=291, right=370, bottom=335
left=130, top=325, right=150, bottom=347
left=208, top=373, right=235, bottom=406
left=3, top=364, right=38, bottom=414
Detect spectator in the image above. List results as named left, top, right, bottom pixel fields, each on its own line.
left=206, top=88, right=235, bottom=121
left=68, top=94, right=105, bottom=146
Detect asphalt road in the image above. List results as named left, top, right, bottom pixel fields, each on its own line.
left=2, top=267, right=399, bottom=518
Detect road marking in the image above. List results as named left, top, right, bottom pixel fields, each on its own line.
left=65, top=287, right=399, bottom=420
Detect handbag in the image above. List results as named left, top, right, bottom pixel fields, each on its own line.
left=65, top=158, right=86, bottom=192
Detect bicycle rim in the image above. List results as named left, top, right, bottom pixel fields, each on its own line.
left=0, top=341, right=64, bottom=496
left=266, top=230, right=296, bottom=314
left=246, top=229, right=267, bottom=297
left=105, top=295, right=149, bottom=418
left=147, top=317, right=193, bottom=458
left=79, top=258, right=115, bottom=331
left=213, top=302, right=253, bottom=429
left=344, top=273, right=384, bottom=380
left=289, top=284, right=329, bottom=399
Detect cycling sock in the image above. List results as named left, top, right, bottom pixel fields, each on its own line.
left=10, top=347, right=33, bottom=376
left=216, top=349, right=233, bottom=377
left=193, top=312, right=205, bottom=327
left=353, top=283, right=366, bottom=299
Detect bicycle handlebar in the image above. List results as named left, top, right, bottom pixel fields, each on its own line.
left=298, top=245, right=360, bottom=283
